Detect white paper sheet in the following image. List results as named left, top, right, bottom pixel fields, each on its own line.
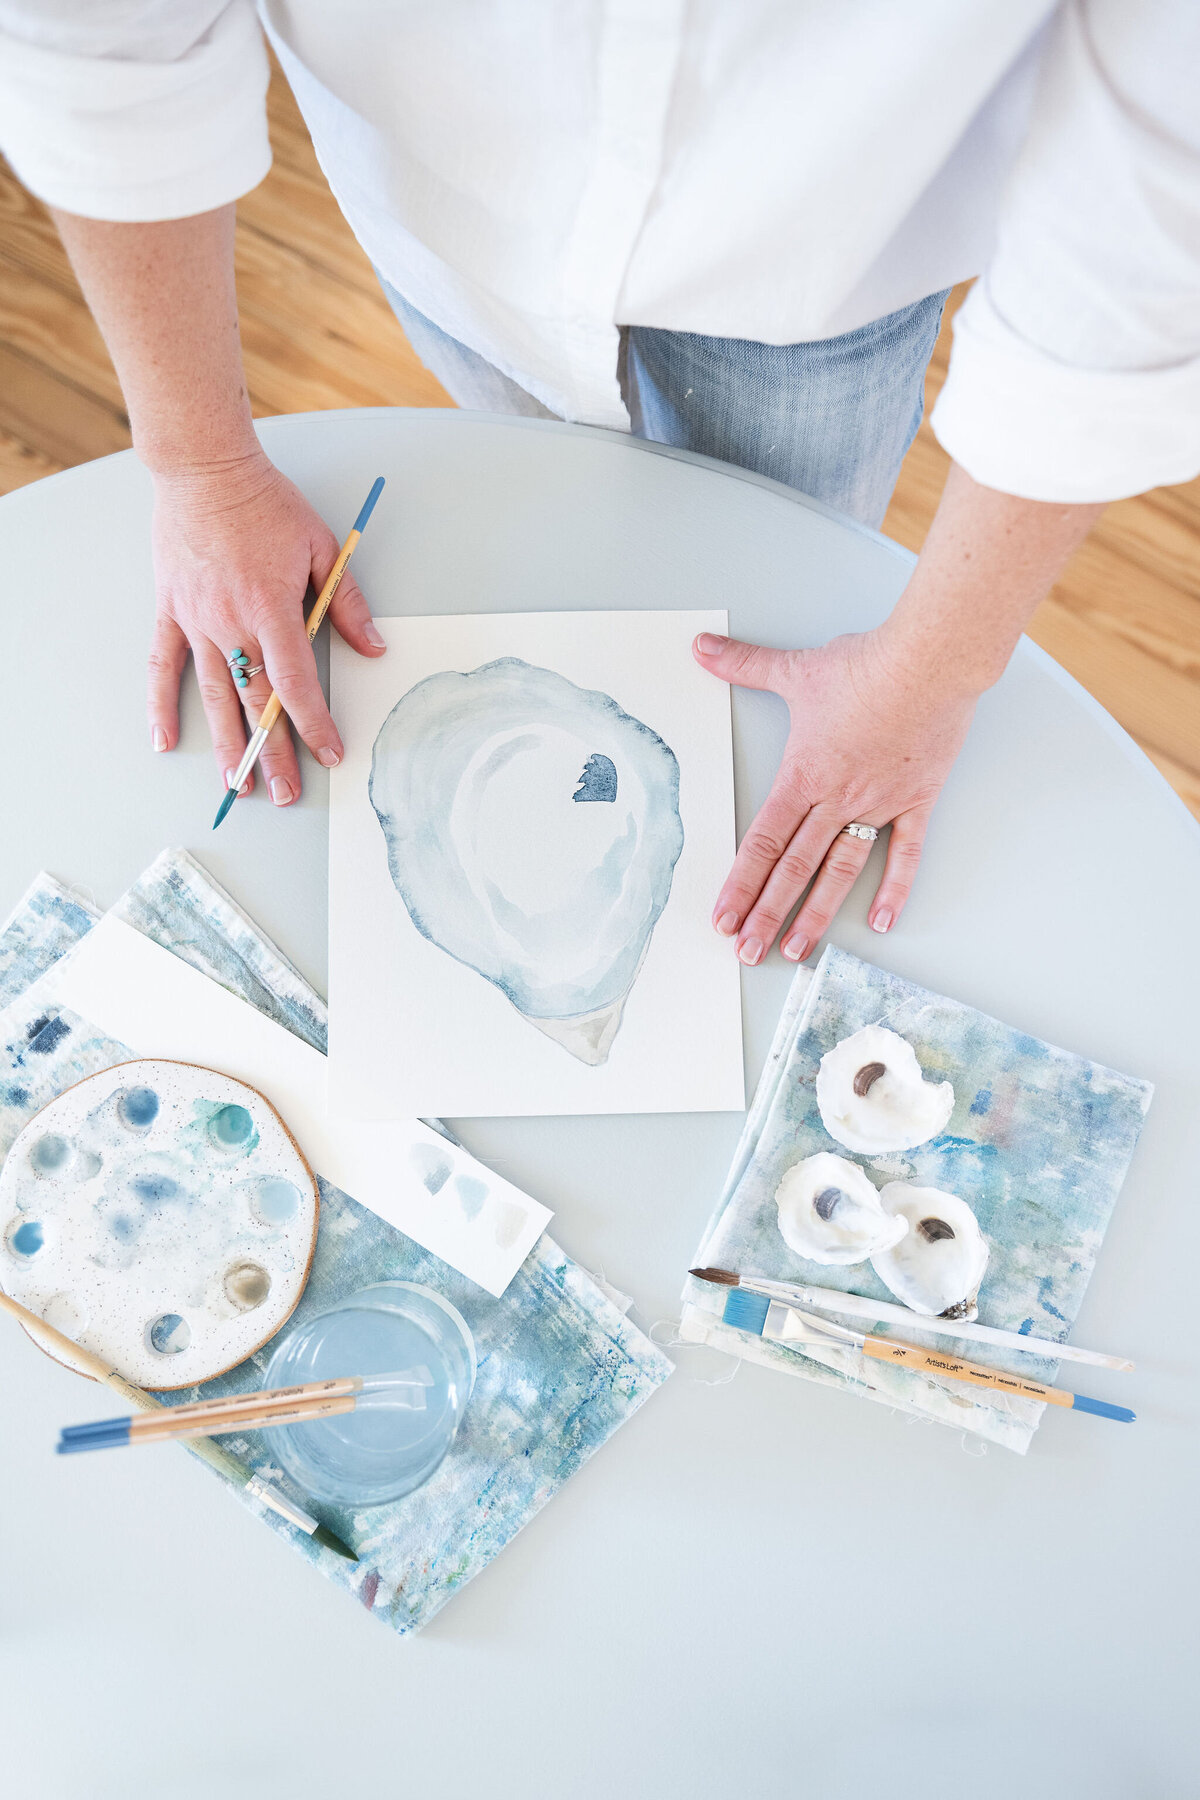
left=25, top=915, right=552, bottom=1297
left=329, top=610, right=745, bottom=1118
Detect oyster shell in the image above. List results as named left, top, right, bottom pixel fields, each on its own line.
left=815, top=1024, right=954, bottom=1153
left=775, top=1152, right=909, bottom=1265
left=369, top=658, right=684, bottom=1065
left=870, top=1183, right=990, bottom=1319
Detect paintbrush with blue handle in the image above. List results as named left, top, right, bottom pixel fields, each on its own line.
left=213, top=474, right=386, bottom=830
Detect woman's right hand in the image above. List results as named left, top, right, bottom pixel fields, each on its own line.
left=147, top=449, right=387, bottom=804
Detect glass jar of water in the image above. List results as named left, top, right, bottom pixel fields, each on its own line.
left=262, top=1281, right=475, bottom=1507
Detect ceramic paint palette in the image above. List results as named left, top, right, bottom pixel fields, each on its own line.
left=0, top=1059, right=319, bottom=1389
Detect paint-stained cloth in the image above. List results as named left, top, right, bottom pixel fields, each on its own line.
left=0, top=851, right=672, bottom=1632
left=681, top=947, right=1151, bottom=1454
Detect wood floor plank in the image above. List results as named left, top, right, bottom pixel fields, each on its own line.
left=0, top=343, right=130, bottom=466
left=233, top=225, right=448, bottom=411
left=0, top=426, right=64, bottom=492
left=0, top=254, right=126, bottom=414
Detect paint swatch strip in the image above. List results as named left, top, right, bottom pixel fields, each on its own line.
left=23, top=915, right=552, bottom=1297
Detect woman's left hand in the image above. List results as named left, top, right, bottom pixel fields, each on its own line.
left=693, top=627, right=977, bottom=963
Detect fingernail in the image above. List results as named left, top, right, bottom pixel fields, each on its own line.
left=317, top=747, right=341, bottom=768
left=695, top=634, right=727, bottom=656
left=363, top=622, right=387, bottom=649
left=270, top=777, right=294, bottom=806
left=225, top=769, right=249, bottom=796
left=872, top=910, right=893, bottom=933
left=737, top=938, right=763, bottom=966
left=151, top=726, right=168, bottom=752
left=783, top=937, right=807, bottom=962
left=715, top=911, right=740, bottom=937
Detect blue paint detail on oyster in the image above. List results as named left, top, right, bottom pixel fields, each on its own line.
left=573, top=753, right=617, bottom=803
left=369, top=659, right=684, bottom=1064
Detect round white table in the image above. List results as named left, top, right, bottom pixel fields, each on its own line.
left=2, top=411, right=1197, bottom=1800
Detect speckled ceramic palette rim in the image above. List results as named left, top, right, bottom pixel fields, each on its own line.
left=0, top=1057, right=321, bottom=1390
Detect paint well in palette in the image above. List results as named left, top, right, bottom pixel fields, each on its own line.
left=0, top=1060, right=319, bottom=1388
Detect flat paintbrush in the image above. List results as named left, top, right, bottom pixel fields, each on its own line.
left=0, top=1288, right=357, bottom=1560
left=721, top=1288, right=1135, bottom=1423
left=213, top=474, right=386, bottom=830
left=689, top=1267, right=1133, bottom=1372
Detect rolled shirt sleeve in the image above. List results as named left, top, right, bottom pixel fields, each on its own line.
left=0, top=1, right=271, bottom=221
left=932, top=0, right=1200, bottom=502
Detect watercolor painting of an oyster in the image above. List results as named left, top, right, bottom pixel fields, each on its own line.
left=369, top=659, right=685, bottom=1066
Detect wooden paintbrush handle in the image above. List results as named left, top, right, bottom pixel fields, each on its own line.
left=136, top=1375, right=360, bottom=1431
left=862, top=1335, right=1073, bottom=1407
left=133, top=1393, right=359, bottom=1444
left=253, top=528, right=362, bottom=742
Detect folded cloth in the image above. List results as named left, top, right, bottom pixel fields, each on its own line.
left=681, top=947, right=1152, bottom=1454
left=0, top=851, right=672, bottom=1632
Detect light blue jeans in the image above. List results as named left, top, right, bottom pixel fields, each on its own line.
left=382, top=281, right=948, bottom=529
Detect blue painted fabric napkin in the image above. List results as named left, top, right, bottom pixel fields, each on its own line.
left=680, top=946, right=1152, bottom=1453
left=0, top=851, right=672, bottom=1630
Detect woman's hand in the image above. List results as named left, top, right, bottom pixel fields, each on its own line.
left=693, top=627, right=977, bottom=963
left=147, top=451, right=386, bottom=804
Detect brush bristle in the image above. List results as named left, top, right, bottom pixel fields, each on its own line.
left=722, top=1288, right=772, bottom=1336
left=311, top=1522, right=358, bottom=1562
left=689, top=1266, right=739, bottom=1286
left=212, top=786, right=239, bottom=831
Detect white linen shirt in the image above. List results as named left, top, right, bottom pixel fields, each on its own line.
left=1, top=0, right=1198, bottom=502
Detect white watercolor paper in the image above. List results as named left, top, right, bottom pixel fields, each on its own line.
left=329, top=611, right=744, bottom=1118
left=25, top=915, right=552, bottom=1296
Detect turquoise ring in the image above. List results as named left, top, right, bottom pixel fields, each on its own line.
left=227, top=649, right=259, bottom=691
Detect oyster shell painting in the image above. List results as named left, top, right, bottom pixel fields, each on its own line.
left=369, top=659, right=685, bottom=1066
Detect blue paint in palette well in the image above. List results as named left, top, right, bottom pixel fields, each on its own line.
left=10, top=1218, right=43, bottom=1255
left=30, top=1133, right=71, bottom=1174
left=251, top=1177, right=302, bottom=1223
left=209, top=1103, right=255, bottom=1148
left=148, top=1312, right=191, bottom=1354
left=118, top=1086, right=159, bottom=1129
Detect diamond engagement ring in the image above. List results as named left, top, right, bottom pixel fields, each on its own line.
left=843, top=823, right=879, bottom=841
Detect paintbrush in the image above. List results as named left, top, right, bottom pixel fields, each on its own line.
left=58, top=1369, right=432, bottom=1453
left=0, top=1287, right=358, bottom=1560
left=689, top=1267, right=1133, bottom=1371
left=720, top=1287, right=1135, bottom=1422
left=213, top=474, right=386, bottom=830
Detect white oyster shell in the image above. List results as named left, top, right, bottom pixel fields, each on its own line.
left=815, top=1024, right=954, bottom=1153
left=775, top=1152, right=909, bottom=1266
left=369, top=659, right=684, bottom=1065
left=870, top=1183, right=990, bottom=1319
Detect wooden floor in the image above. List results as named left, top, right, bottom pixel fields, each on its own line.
left=2, top=66, right=1197, bottom=819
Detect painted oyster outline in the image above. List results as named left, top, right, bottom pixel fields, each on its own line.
left=369, top=658, right=685, bottom=1065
